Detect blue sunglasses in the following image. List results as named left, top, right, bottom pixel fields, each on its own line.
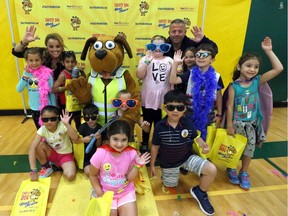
left=146, top=43, right=171, bottom=53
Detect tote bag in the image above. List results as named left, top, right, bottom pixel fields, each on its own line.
left=210, top=129, right=247, bottom=168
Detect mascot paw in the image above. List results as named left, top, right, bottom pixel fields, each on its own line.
left=66, top=77, right=92, bottom=104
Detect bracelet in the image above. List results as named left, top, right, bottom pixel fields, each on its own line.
left=144, top=60, right=151, bottom=65
left=133, top=164, right=142, bottom=170
left=30, top=168, right=37, bottom=172
left=134, top=162, right=144, bottom=168
left=59, top=86, right=62, bottom=92
left=216, top=114, right=222, bottom=118
left=20, top=40, right=28, bottom=47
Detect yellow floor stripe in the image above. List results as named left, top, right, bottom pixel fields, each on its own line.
left=154, top=184, right=287, bottom=201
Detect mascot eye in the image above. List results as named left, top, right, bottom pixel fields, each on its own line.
left=105, top=41, right=116, bottom=50
left=93, top=41, right=103, bottom=50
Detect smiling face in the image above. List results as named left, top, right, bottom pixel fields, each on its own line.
left=164, top=102, right=186, bottom=123
left=109, top=133, right=129, bottom=152
left=195, top=49, right=214, bottom=71
left=168, top=23, right=186, bottom=46
left=238, top=58, right=260, bottom=80
left=26, top=53, right=43, bottom=70
left=46, top=38, right=64, bottom=60
left=183, top=50, right=195, bottom=69
left=41, top=110, right=59, bottom=132
left=63, top=56, right=76, bottom=71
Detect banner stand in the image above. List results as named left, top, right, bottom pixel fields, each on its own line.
left=5, top=0, right=32, bottom=123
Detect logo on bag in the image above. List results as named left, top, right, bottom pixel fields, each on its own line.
left=19, top=188, right=41, bottom=208
left=219, top=144, right=237, bottom=159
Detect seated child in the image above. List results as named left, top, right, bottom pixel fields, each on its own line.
left=150, top=90, right=217, bottom=215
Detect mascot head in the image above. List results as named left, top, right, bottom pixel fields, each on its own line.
left=81, top=32, right=133, bottom=77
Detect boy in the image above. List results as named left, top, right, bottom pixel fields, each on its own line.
left=77, top=104, right=102, bottom=176
left=150, top=90, right=217, bottom=215
left=170, top=43, right=224, bottom=138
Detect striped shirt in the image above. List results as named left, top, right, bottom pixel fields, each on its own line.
left=152, top=116, right=198, bottom=168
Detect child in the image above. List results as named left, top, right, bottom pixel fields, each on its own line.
left=226, top=37, right=283, bottom=190
left=174, top=47, right=196, bottom=93
left=29, top=105, right=79, bottom=181
left=136, top=35, right=173, bottom=152
left=89, top=120, right=151, bottom=216
left=111, top=89, right=150, bottom=143
left=16, top=48, right=56, bottom=129
left=77, top=104, right=102, bottom=176
left=170, top=43, right=224, bottom=137
left=52, top=51, right=86, bottom=129
left=150, top=90, right=217, bottom=215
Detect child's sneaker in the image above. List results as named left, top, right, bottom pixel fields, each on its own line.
left=190, top=186, right=215, bottom=215
left=226, top=168, right=240, bottom=184
left=39, top=167, right=53, bottom=178
left=239, top=171, right=250, bottom=190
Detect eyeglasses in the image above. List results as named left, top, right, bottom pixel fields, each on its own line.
left=41, top=116, right=59, bottom=123
left=112, top=99, right=138, bottom=109
left=146, top=43, right=171, bottom=53
left=165, top=104, right=186, bottom=112
left=83, top=116, right=98, bottom=121
left=195, top=52, right=211, bottom=58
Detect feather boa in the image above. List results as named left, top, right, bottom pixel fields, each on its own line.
left=191, top=66, right=217, bottom=140
left=26, top=65, right=53, bottom=125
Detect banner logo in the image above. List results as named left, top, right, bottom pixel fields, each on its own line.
left=184, top=18, right=191, bottom=29
left=139, top=1, right=149, bottom=16
left=158, top=19, right=172, bottom=29
left=114, top=3, right=129, bottom=13
left=71, top=16, right=81, bottom=31
left=22, top=0, right=33, bottom=14
left=45, top=18, right=60, bottom=28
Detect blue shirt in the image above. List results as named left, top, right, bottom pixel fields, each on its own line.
left=152, top=116, right=198, bottom=168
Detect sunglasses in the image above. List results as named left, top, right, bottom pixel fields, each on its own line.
left=28, top=79, right=38, bottom=86
left=112, top=99, right=138, bottom=109
left=165, top=104, right=186, bottom=112
left=146, top=43, right=171, bottom=53
left=83, top=116, right=98, bottom=121
left=195, top=52, right=211, bottom=58
left=41, top=116, right=59, bottom=123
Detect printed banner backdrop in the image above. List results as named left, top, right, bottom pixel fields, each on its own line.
left=14, top=0, right=200, bottom=88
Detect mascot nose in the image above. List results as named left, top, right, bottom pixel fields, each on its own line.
left=95, top=49, right=107, bottom=60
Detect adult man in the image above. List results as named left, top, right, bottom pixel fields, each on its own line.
left=165, top=19, right=218, bottom=58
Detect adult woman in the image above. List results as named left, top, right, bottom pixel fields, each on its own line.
left=12, top=25, right=65, bottom=81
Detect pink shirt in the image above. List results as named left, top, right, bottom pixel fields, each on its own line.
left=90, top=147, right=138, bottom=196
left=140, top=56, right=173, bottom=110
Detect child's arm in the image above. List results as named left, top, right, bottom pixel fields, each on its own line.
left=16, top=74, right=29, bottom=92
left=170, top=50, right=183, bottom=84
left=214, top=90, right=223, bottom=128
left=89, top=165, right=104, bottom=197
left=28, top=133, right=42, bottom=181
left=150, top=144, right=160, bottom=177
left=260, top=37, right=283, bottom=84
left=195, top=137, right=210, bottom=154
left=52, top=73, right=66, bottom=93
left=60, top=110, right=80, bottom=142
left=226, top=85, right=235, bottom=136
left=127, top=152, right=150, bottom=182
left=136, top=51, right=153, bottom=79
left=138, top=120, right=150, bottom=133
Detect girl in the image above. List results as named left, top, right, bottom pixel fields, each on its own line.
left=52, top=51, right=86, bottom=129
left=226, top=37, right=283, bottom=190
left=174, top=47, right=196, bottom=93
left=89, top=120, right=150, bottom=216
left=136, top=35, right=173, bottom=152
left=29, top=105, right=79, bottom=181
left=16, top=48, right=56, bottom=129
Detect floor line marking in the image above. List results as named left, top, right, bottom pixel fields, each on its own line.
left=264, top=158, right=288, bottom=176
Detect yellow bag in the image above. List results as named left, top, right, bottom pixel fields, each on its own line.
left=73, top=134, right=84, bottom=170
left=209, top=129, right=247, bottom=168
left=11, top=178, right=51, bottom=216
left=85, top=191, right=114, bottom=216
left=193, top=125, right=216, bottom=159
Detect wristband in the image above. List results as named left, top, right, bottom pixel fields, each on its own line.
left=134, top=162, right=144, bottom=168
left=20, top=40, right=28, bottom=47
left=216, top=114, right=222, bottom=118
left=144, top=60, right=151, bottom=65
left=59, top=86, right=62, bottom=92
left=133, top=164, right=142, bottom=170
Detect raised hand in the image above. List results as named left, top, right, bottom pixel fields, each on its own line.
left=173, top=50, right=183, bottom=63
left=144, top=50, right=153, bottom=62
left=261, top=37, right=272, bottom=52
left=22, top=26, right=39, bottom=44
left=190, top=26, right=204, bottom=43
left=135, top=152, right=151, bottom=165
left=60, top=109, right=72, bottom=125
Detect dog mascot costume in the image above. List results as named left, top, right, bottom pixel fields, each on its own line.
left=75, top=33, right=140, bottom=138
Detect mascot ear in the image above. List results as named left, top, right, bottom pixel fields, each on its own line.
left=114, top=32, right=133, bottom=59
left=81, top=37, right=97, bottom=61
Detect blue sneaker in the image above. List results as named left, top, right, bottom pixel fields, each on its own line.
left=190, top=186, right=215, bottom=215
left=226, top=168, right=240, bottom=184
left=239, top=171, right=250, bottom=190
left=39, top=166, right=53, bottom=178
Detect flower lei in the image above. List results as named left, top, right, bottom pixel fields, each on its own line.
left=26, top=65, right=53, bottom=125
left=191, top=66, right=217, bottom=140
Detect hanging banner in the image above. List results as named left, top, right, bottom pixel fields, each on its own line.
left=13, top=0, right=200, bottom=86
